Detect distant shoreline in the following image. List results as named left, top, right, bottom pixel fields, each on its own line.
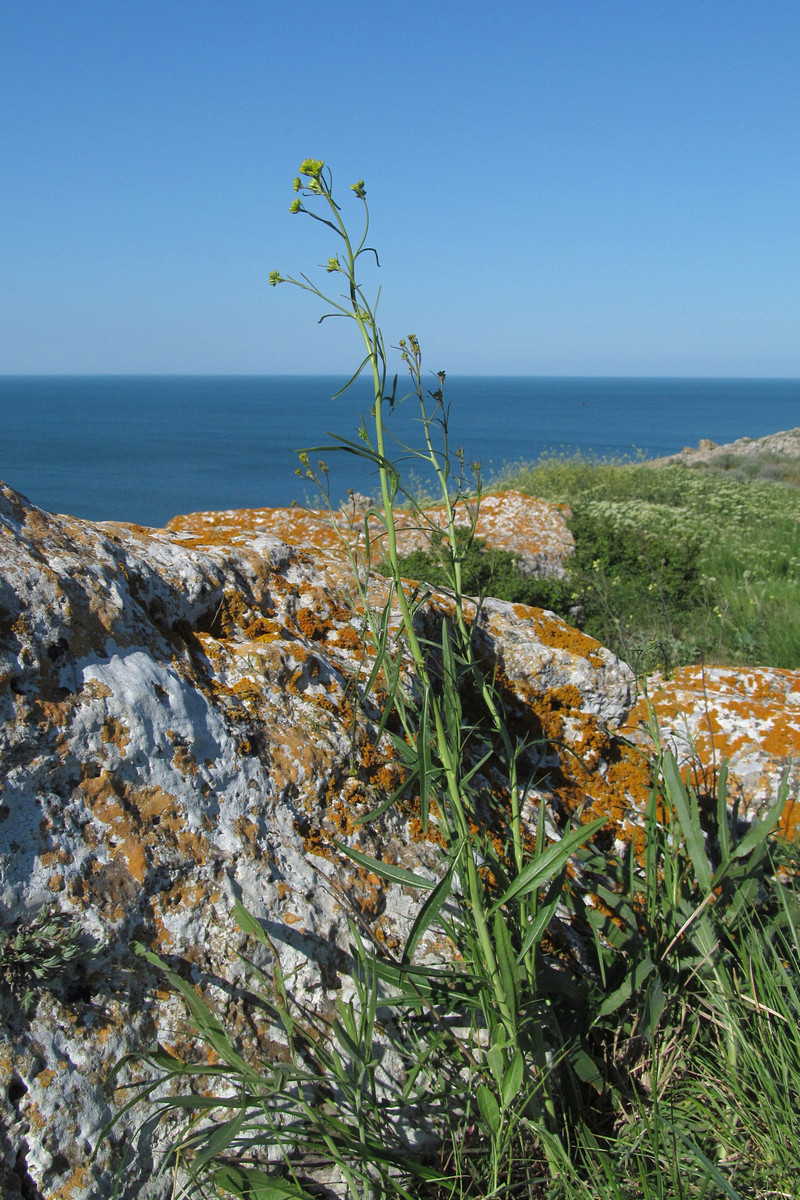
left=645, top=426, right=800, bottom=468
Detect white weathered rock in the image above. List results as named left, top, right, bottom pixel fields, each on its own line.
left=1, top=482, right=796, bottom=1197
left=648, top=426, right=800, bottom=469
left=0, top=483, right=630, bottom=1198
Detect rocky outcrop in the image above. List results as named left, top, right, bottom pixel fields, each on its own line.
left=0, top=484, right=625, bottom=1198
left=166, top=488, right=575, bottom=578
left=0, top=483, right=796, bottom=1198
left=648, top=426, right=800, bottom=469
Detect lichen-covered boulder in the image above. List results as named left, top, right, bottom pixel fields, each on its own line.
left=0, top=483, right=630, bottom=1199
left=621, top=665, right=800, bottom=836
left=164, top=487, right=575, bottom=577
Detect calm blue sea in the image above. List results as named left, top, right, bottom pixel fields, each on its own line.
left=1, top=375, right=798, bottom=528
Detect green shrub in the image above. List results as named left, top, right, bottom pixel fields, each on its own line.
left=393, top=527, right=573, bottom=612
left=0, top=904, right=86, bottom=1013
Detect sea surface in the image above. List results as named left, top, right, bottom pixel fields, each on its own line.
left=1, top=375, right=798, bottom=528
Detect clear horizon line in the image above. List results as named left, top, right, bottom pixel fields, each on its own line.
left=2, top=371, right=800, bottom=382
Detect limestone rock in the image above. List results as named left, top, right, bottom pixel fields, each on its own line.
left=166, top=488, right=574, bottom=578
left=0, top=483, right=623, bottom=1199
left=649, top=426, right=800, bottom=469
left=1, top=481, right=796, bottom=1197
left=622, top=665, right=800, bottom=837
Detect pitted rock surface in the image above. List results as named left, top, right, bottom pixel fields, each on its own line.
left=0, top=483, right=624, bottom=1198
left=622, top=665, right=800, bottom=836
left=0, top=481, right=795, bottom=1197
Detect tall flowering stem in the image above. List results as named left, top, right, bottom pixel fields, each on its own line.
left=271, top=166, right=607, bottom=1143
left=271, top=160, right=516, bottom=1029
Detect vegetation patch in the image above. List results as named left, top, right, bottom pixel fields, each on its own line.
left=398, top=456, right=800, bottom=673
left=0, top=904, right=88, bottom=1014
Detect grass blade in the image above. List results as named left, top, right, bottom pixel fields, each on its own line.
left=661, top=752, right=713, bottom=893
left=489, top=815, right=607, bottom=912
left=334, top=841, right=436, bottom=890
left=402, top=838, right=464, bottom=963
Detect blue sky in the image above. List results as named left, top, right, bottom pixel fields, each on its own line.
left=2, top=0, right=798, bottom=376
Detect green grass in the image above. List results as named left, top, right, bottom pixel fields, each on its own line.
left=400, top=454, right=800, bottom=673
left=112, top=746, right=800, bottom=1200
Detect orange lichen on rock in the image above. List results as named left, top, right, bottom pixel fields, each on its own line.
left=621, top=665, right=800, bottom=823
left=522, top=607, right=608, bottom=667
left=101, top=715, right=130, bottom=754
left=166, top=490, right=573, bottom=579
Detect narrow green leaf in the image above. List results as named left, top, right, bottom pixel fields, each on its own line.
left=486, top=1039, right=505, bottom=1089
left=644, top=971, right=666, bottom=1035
left=334, top=841, right=435, bottom=890
left=730, top=778, right=787, bottom=860
left=666, top=1123, right=741, bottom=1198
left=401, top=1027, right=449, bottom=1101
left=517, top=883, right=562, bottom=962
left=402, top=839, right=463, bottom=963
left=372, top=956, right=479, bottom=1007
left=333, top=1017, right=366, bottom=1065
left=361, top=597, right=397, bottom=719
left=723, top=870, right=764, bottom=924
left=330, top=355, right=371, bottom=399
left=489, top=815, right=607, bottom=912
left=716, top=759, right=731, bottom=865
left=501, top=1051, right=525, bottom=1107
left=597, top=956, right=656, bottom=1019
left=356, top=769, right=416, bottom=825
left=191, top=1106, right=246, bottom=1172
left=212, top=1164, right=312, bottom=1199
left=644, top=784, right=660, bottom=917
left=661, top=752, right=713, bottom=892
left=459, top=746, right=494, bottom=789
left=418, top=687, right=432, bottom=831
left=231, top=905, right=295, bottom=1035
left=569, top=1047, right=603, bottom=1094
left=133, top=945, right=254, bottom=1077
left=493, top=907, right=520, bottom=1026
left=440, top=629, right=463, bottom=738
left=232, top=902, right=271, bottom=947
left=307, top=433, right=394, bottom=471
